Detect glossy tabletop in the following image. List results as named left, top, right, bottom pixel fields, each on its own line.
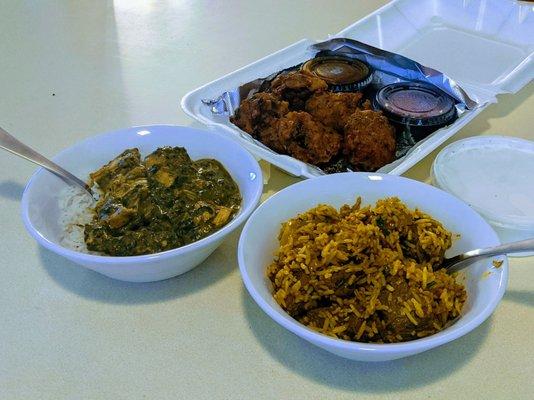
left=0, top=1, right=533, bottom=399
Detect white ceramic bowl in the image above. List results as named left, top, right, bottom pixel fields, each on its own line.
left=238, top=173, right=508, bottom=361
left=21, top=125, right=262, bottom=282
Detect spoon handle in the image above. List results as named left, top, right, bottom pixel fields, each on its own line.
left=0, top=126, right=93, bottom=195
left=445, top=237, right=534, bottom=273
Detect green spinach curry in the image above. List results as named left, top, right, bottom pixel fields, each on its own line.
left=84, top=147, right=241, bottom=256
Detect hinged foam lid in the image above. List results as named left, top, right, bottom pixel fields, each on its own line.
left=432, top=136, right=534, bottom=229
left=336, top=0, right=534, bottom=101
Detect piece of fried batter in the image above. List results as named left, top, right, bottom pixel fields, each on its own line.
left=262, top=111, right=341, bottom=164
left=268, top=71, right=328, bottom=110
left=305, top=91, right=365, bottom=131
left=230, top=92, right=289, bottom=136
left=343, top=109, right=396, bottom=171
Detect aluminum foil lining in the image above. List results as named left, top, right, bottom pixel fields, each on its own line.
left=311, top=38, right=478, bottom=109
left=202, top=38, right=478, bottom=115
left=201, top=38, right=480, bottom=171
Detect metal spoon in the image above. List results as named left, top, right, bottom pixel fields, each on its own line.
left=0, top=126, right=95, bottom=199
left=442, top=237, right=534, bottom=273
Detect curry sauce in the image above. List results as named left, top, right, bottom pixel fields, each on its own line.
left=84, top=147, right=241, bottom=256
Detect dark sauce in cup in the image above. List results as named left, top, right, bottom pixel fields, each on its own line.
left=374, top=82, right=457, bottom=141
left=301, top=56, right=373, bottom=92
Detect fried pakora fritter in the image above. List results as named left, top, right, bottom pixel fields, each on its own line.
left=305, top=91, right=365, bottom=131
left=230, top=64, right=401, bottom=173
left=343, top=109, right=396, bottom=171
left=262, top=111, right=341, bottom=164
left=360, top=99, right=373, bottom=110
left=268, top=71, right=328, bottom=110
left=230, top=92, right=289, bottom=136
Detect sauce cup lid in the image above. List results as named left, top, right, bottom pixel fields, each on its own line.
left=375, top=82, right=456, bottom=127
left=432, top=136, right=534, bottom=229
left=301, top=56, right=372, bottom=91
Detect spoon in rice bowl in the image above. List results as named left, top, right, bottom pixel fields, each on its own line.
left=0, top=126, right=95, bottom=200
left=443, top=237, right=534, bottom=273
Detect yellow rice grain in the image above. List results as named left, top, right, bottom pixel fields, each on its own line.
left=356, top=321, right=367, bottom=339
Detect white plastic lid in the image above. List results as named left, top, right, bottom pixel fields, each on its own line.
left=432, top=136, right=534, bottom=230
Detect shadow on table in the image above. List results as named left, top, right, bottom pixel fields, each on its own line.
left=473, top=83, right=534, bottom=125
left=38, top=229, right=241, bottom=305
left=0, top=180, right=25, bottom=201
left=504, top=290, right=534, bottom=307
left=242, top=288, right=490, bottom=393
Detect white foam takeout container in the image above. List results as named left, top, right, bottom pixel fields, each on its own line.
left=181, top=0, right=533, bottom=178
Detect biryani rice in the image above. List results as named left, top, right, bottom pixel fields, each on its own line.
left=267, top=197, right=466, bottom=343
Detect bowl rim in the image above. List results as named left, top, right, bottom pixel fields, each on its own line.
left=21, top=124, right=263, bottom=264
left=238, top=172, right=508, bottom=354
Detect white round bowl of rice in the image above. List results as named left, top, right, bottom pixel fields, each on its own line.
left=21, top=125, right=263, bottom=282
left=238, top=173, right=508, bottom=361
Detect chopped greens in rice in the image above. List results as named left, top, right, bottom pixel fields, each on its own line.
left=267, top=197, right=466, bottom=343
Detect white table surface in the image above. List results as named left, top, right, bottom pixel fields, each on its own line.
left=1, top=1, right=533, bottom=399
